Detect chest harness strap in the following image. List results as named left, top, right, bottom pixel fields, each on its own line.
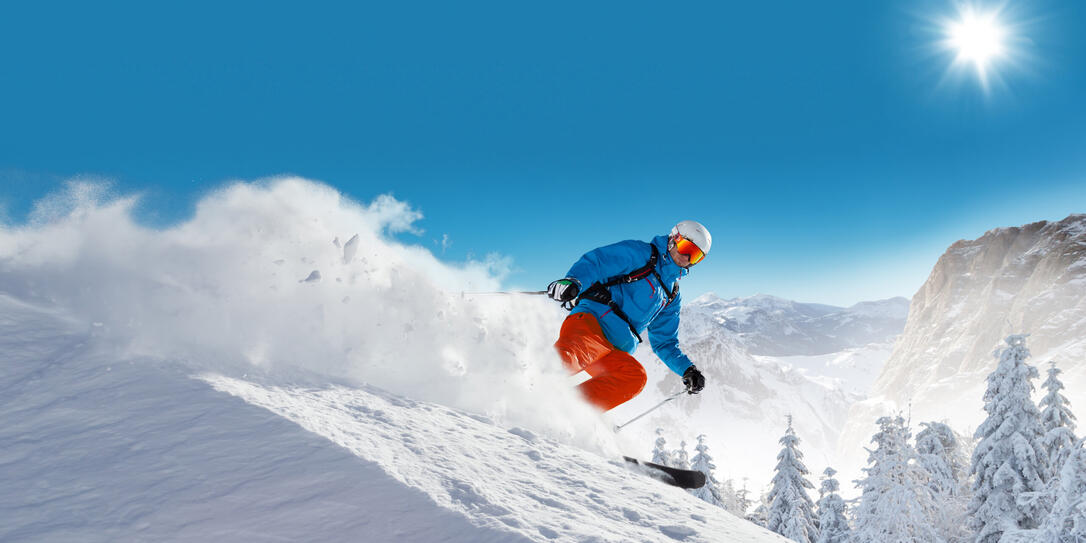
left=571, top=244, right=678, bottom=344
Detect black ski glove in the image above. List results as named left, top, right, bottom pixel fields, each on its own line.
left=682, top=366, right=705, bottom=394
left=547, top=278, right=580, bottom=303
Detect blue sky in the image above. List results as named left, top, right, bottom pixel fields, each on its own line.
left=2, top=1, right=1085, bottom=306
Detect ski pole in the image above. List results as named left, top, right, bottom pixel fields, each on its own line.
left=613, top=391, right=686, bottom=433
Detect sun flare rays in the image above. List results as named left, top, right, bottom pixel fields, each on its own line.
left=925, top=1, right=1034, bottom=96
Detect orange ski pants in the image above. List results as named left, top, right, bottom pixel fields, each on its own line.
left=554, top=312, right=647, bottom=411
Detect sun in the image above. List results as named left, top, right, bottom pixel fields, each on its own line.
left=938, top=4, right=1018, bottom=92
left=948, top=9, right=1005, bottom=67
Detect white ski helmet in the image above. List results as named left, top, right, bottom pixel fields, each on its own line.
left=669, top=220, right=712, bottom=255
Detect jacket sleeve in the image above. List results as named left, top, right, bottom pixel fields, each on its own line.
left=564, top=241, right=648, bottom=291
left=648, top=290, right=693, bottom=376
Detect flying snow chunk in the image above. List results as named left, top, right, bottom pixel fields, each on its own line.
left=441, top=346, right=467, bottom=377
left=342, top=234, right=360, bottom=264
left=300, top=270, right=321, bottom=283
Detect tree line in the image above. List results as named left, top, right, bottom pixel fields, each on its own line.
left=649, top=335, right=1083, bottom=542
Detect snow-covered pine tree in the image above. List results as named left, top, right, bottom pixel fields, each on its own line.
left=1040, top=361, right=1078, bottom=479
left=748, top=492, right=769, bottom=528
left=851, top=415, right=943, bottom=543
left=916, top=422, right=970, bottom=496
left=690, top=434, right=725, bottom=508
left=736, top=479, right=754, bottom=518
left=767, top=416, right=817, bottom=543
left=719, top=479, right=743, bottom=516
left=673, top=440, right=691, bottom=470
left=1037, top=441, right=1086, bottom=542
left=970, top=335, right=1050, bottom=542
left=915, top=421, right=971, bottom=542
left=651, top=428, right=674, bottom=467
left=813, top=468, right=849, bottom=543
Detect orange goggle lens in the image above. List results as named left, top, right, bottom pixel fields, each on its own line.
left=674, top=236, right=705, bottom=265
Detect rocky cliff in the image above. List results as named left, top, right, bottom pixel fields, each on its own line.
left=838, top=214, right=1086, bottom=483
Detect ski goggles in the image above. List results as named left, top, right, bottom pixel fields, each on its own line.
left=673, top=235, right=705, bottom=265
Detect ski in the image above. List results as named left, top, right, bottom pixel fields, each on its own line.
left=622, top=456, right=706, bottom=489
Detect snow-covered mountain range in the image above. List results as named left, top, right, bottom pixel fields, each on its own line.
left=689, top=294, right=908, bottom=357
left=839, top=214, right=1086, bottom=481
left=687, top=293, right=907, bottom=396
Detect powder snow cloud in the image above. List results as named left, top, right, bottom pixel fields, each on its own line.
left=0, top=177, right=612, bottom=447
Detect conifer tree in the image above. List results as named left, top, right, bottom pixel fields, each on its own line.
left=651, top=427, right=674, bottom=467
left=689, top=434, right=725, bottom=508
left=1039, top=361, right=1078, bottom=479
left=1037, top=441, right=1086, bottom=542
left=673, top=440, right=691, bottom=470
left=748, top=490, right=769, bottom=528
left=719, top=478, right=743, bottom=515
left=852, top=415, right=942, bottom=543
left=970, top=335, right=1050, bottom=542
left=916, top=422, right=970, bottom=495
left=767, top=416, right=817, bottom=543
left=736, top=479, right=754, bottom=518
left=813, top=468, right=849, bottom=543
left=915, top=421, right=971, bottom=542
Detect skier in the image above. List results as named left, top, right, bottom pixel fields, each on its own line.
left=546, top=220, right=710, bottom=411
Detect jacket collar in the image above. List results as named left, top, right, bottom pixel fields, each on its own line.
left=652, top=235, right=689, bottom=280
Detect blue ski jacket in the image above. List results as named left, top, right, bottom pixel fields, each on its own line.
left=565, top=235, right=694, bottom=376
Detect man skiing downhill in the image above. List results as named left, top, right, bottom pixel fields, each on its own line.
left=547, top=220, right=710, bottom=411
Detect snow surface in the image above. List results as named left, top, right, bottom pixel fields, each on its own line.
left=751, top=343, right=894, bottom=398
left=0, top=179, right=788, bottom=542
left=0, top=292, right=786, bottom=542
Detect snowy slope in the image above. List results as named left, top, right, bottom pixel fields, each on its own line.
left=751, top=342, right=896, bottom=397
left=0, top=294, right=518, bottom=543
left=0, top=179, right=787, bottom=542
left=0, top=293, right=786, bottom=542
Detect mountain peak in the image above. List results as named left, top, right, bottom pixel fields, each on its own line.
left=739, top=293, right=796, bottom=307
